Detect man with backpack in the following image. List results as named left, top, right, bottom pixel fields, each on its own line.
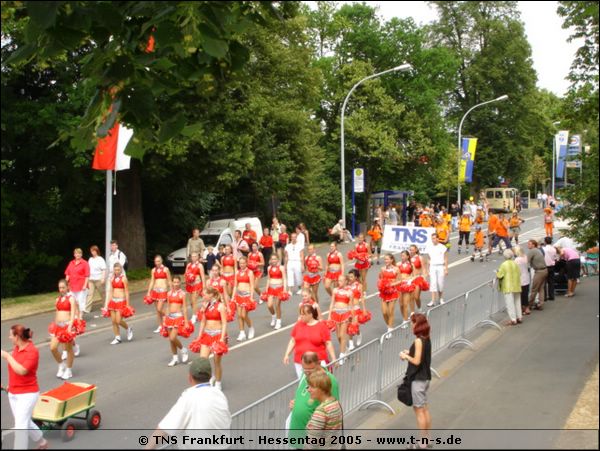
left=108, top=240, right=128, bottom=277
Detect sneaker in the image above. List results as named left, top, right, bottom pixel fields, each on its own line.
left=356, top=334, right=362, bottom=346
left=347, top=340, right=355, bottom=351
left=440, top=298, right=445, bottom=305
left=191, top=314, right=197, bottom=325
left=209, top=376, right=216, bottom=386
left=56, top=362, right=66, bottom=379
left=127, top=327, right=133, bottom=341
left=153, top=326, right=162, bottom=333
left=258, top=298, right=264, bottom=305
left=167, top=355, right=179, bottom=367
left=237, top=331, right=247, bottom=342
left=73, top=344, right=80, bottom=357
left=248, top=327, right=255, bottom=339
left=180, top=347, right=189, bottom=364
left=427, top=301, right=436, bottom=307
left=338, top=352, right=346, bottom=365
left=61, top=350, right=68, bottom=361
left=215, top=381, right=222, bottom=391
left=296, top=289, right=302, bottom=295
left=275, top=319, right=282, bottom=330
left=400, top=320, right=410, bottom=329
left=110, top=336, right=122, bottom=345
left=61, top=368, right=73, bottom=380
left=270, top=316, right=276, bottom=327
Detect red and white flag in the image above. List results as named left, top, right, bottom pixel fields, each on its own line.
left=92, top=122, right=133, bottom=171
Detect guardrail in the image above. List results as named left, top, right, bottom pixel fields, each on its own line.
left=231, top=279, right=505, bottom=426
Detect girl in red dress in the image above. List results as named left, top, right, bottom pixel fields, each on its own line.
left=248, top=242, right=265, bottom=299
left=409, top=245, right=428, bottom=313
left=379, top=254, right=400, bottom=337
left=352, top=234, right=372, bottom=293
left=298, top=289, right=323, bottom=320
left=105, top=262, right=133, bottom=344
left=185, top=252, right=206, bottom=324
left=303, top=244, right=323, bottom=304
left=234, top=256, right=256, bottom=342
left=397, top=251, right=415, bottom=324
left=324, top=242, right=344, bottom=296
left=49, top=279, right=76, bottom=380
left=196, top=287, right=228, bottom=390
left=347, top=269, right=366, bottom=350
left=163, top=276, right=190, bottom=367
left=146, top=255, right=172, bottom=333
left=328, top=275, right=354, bottom=361
left=266, top=254, right=288, bottom=330
left=220, top=245, right=236, bottom=298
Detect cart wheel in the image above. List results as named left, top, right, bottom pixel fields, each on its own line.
left=87, top=410, right=101, bottom=430
left=61, top=420, right=77, bottom=442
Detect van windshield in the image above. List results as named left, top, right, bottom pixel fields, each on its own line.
left=199, top=234, right=220, bottom=247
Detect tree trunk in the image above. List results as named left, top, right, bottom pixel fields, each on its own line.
left=114, top=159, right=146, bottom=269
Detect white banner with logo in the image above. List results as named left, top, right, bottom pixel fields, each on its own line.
left=381, top=225, right=436, bottom=253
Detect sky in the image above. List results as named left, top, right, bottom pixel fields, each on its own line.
left=334, top=1, right=582, bottom=97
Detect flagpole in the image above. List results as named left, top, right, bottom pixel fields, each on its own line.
left=105, top=170, right=112, bottom=297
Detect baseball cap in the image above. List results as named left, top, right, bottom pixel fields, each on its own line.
left=189, top=357, right=212, bottom=379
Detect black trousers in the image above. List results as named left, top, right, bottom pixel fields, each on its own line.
left=520, top=284, right=530, bottom=307
left=458, top=231, right=470, bottom=246
left=545, top=265, right=555, bottom=300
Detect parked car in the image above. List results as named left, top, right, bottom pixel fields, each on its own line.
left=166, top=216, right=263, bottom=273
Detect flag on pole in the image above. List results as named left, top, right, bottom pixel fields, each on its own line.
left=555, top=130, right=569, bottom=178
left=92, top=122, right=133, bottom=171
left=458, top=137, right=478, bottom=183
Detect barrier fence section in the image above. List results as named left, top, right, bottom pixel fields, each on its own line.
left=231, top=279, right=503, bottom=427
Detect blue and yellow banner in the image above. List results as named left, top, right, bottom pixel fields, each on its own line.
left=459, top=137, right=478, bottom=183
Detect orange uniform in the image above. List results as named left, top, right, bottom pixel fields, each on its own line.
left=459, top=216, right=472, bottom=232
left=420, top=215, right=433, bottom=228
left=495, top=218, right=509, bottom=238
left=474, top=230, right=485, bottom=249
left=488, top=214, right=499, bottom=234
left=435, top=222, right=449, bottom=243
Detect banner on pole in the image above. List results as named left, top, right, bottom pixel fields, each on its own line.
left=565, top=134, right=582, bottom=169
left=458, top=137, right=477, bottom=183
left=381, top=225, right=436, bottom=254
left=353, top=168, right=364, bottom=193
left=555, top=130, right=569, bottom=179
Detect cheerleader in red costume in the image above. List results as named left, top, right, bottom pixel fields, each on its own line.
left=379, top=254, right=400, bottom=337
left=352, top=234, right=372, bottom=293
left=409, top=245, right=428, bottom=313
left=303, top=244, right=323, bottom=304
left=194, top=287, right=228, bottom=390
left=104, top=262, right=133, bottom=345
left=299, top=290, right=323, bottom=320
left=49, top=279, right=76, bottom=380
left=266, top=254, right=288, bottom=330
left=347, top=269, right=366, bottom=350
left=220, top=245, right=236, bottom=298
left=146, top=255, right=172, bottom=333
left=327, top=275, right=353, bottom=361
left=248, top=243, right=265, bottom=299
left=397, top=251, right=415, bottom=324
left=185, top=252, right=206, bottom=324
left=324, top=242, right=344, bottom=296
left=163, top=276, right=191, bottom=367
left=234, top=257, right=256, bottom=342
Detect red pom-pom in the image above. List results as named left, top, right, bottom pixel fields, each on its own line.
left=419, top=279, right=430, bottom=291
left=357, top=310, right=372, bottom=324
left=212, top=340, right=228, bottom=356
left=324, top=319, right=336, bottom=331
left=101, top=308, right=110, bottom=318
left=178, top=322, right=194, bottom=338
left=377, top=278, right=391, bottom=291
left=347, top=250, right=357, bottom=260
left=189, top=337, right=202, bottom=353
left=56, top=329, right=75, bottom=343
left=245, top=300, right=257, bottom=312
left=278, top=291, right=290, bottom=302
left=73, top=319, right=86, bottom=335
left=48, top=323, right=56, bottom=335
left=121, top=305, right=135, bottom=318
left=260, top=292, right=269, bottom=302
left=159, top=326, right=169, bottom=337
left=143, top=295, right=153, bottom=305
left=227, top=302, right=236, bottom=322
left=347, top=322, right=360, bottom=336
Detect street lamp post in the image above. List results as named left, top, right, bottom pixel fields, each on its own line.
left=340, top=63, right=412, bottom=229
left=457, top=95, right=509, bottom=207
left=551, top=121, right=561, bottom=198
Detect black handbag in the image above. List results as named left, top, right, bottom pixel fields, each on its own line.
left=397, top=374, right=413, bottom=406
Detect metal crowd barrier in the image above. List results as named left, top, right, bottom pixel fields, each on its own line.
left=231, top=279, right=506, bottom=425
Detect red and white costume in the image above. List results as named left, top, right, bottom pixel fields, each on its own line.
left=331, top=288, right=353, bottom=323
left=267, top=265, right=285, bottom=297
left=150, top=266, right=168, bottom=301
left=397, top=261, right=415, bottom=293
left=199, top=301, right=227, bottom=347
left=234, top=268, right=254, bottom=310
left=107, top=275, right=127, bottom=311
left=379, top=266, right=398, bottom=302
left=325, top=252, right=342, bottom=280
left=163, top=289, right=186, bottom=330
left=303, top=254, right=321, bottom=285
left=221, top=255, right=236, bottom=287
left=48, top=294, right=74, bottom=342
left=185, top=262, right=203, bottom=293
left=411, top=254, right=429, bottom=291
left=354, top=242, right=371, bottom=270
left=248, top=252, right=263, bottom=279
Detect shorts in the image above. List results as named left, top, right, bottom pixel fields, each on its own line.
left=411, top=380, right=430, bottom=407
left=566, top=259, right=581, bottom=280
left=510, top=226, right=521, bottom=234
left=150, top=288, right=168, bottom=301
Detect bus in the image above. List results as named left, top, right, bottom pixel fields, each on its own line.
left=483, top=187, right=520, bottom=213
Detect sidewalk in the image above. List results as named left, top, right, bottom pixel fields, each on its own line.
left=348, top=277, right=599, bottom=448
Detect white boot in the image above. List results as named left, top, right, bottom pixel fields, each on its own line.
left=237, top=331, right=247, bottom=342
left=180, top=347, right=189, bottom=364
left=347, top=339, right=355, bottom=351
left=215, top=381, right=222, bottom=390
left=356, top=334, right=362, bottom=346
left=248, top=327, right=255, bottom=339
left=270, top=315, right=276, bottom=327
left=275, top=319, right=282, bottom=330
left=56, top=362, right=66, bottom=379
left=61, top=367, right=73, bottom=380
left=167, top=355, right=179, bottom=367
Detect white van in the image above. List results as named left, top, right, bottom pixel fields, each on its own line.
left=167, top=216, right=263, bottom=272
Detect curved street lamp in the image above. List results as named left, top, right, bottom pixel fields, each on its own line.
left=340, top=63, right=412, bottom=229
left=457, top=95, right=509, bottom=206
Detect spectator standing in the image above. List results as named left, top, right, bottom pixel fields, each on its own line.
left=513, top=247, right=531, bottom=316
left=399, top=313, right=432, bottom=448
left=299, top=223, right=311, bottom=246
left=527, top=240, right=548, bottom=312
left=2, top=325, right=48, bottom=450
left=424, top=234, right=449, bottom=307
left=285, top=233, right=305, bottom=296
left=107, top=240, right=127, bottom=278
left=242, top=223, right=257, bottom=249
left=449, top=203, right=459, bottom=232
left=233, top=230, right=249, bottom=259
left=205, top=246, right=220, bottom=272
left=537, top=192, right=542, bottom=208
left=259, top=228, right=274, bottom=276
left=305, top=370, right=343, bottom=450
left=295, top=225, right=306, bottom=250
left=147, top=358, right=231, bottom=449
left=389, top=207, right=399, bottom=226
left=65, top=248, right=90, bottom=319
left=542, top=237, right=558, bottom=301
left=496, top=250, right=522, bottom=325
left=558, top=246, right=581, bottom=297
left=86, top=245, right=106, bottom=314
left=541, top=192, right=548, bottom=209
left=186, top=228, right=205, bottom=263
left=277, top=225, right=289, bottom=263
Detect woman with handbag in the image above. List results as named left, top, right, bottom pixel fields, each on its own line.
left=399, top=313, right=432, bottom=449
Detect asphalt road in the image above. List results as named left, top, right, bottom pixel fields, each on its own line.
left=1, top=208, right=552, bottom=435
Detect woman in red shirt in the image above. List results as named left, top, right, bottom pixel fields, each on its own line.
left=64, top=247, right=90, bottom=320
left=283, top=304, right=336, bottom=378
left=259, top=228, right=274, bottom=277
left=1, top=325, right=48, bottom=450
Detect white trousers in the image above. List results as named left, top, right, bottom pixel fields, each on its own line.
left=504, top=292, right=523, bottom=322
left=73, top=290, right=88, bottom=314
left=8, top=391, right=43, bottom=449
left=287, top=262, right=302, bottom=288
left=429, top=266, right=445, bottom=293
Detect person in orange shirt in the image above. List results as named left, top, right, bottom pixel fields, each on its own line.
left=458, top=212, right=472, bottom=254
left=470, top=225, right=487, bottom=262
left=490, top=213, right=512, bottom=254
left=487, top=212, right=499, bottom=255
left=509, top=211, right=525, bottom=244
left=435, top=216, right=450, bottom=248
left=420, top=211, right=433, bottom=228
left=367, top=219, right=383, bottom=265
left=475, top=206, right=485, bottom=225
left=543, top=207, right=554, bottom=238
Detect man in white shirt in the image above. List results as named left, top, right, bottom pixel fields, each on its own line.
left=295, top=225, right=306, bottom=250
left=107, top=240, right=127, bottom=278
left=542, top=236, right=559, bottom=301
left=233, top=230, right=249, bottom=259
left=285, top=233, right=305, bottom=300
left=148, top=358, right=231, bottom=450
left=541, top=193, right=548, bottom=209
left=424, top=233, right=449, bottom=307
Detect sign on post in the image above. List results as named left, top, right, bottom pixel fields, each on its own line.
left=381, top=225, right=436, bottom=254
left=353, top=168, right=364, bottom=193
